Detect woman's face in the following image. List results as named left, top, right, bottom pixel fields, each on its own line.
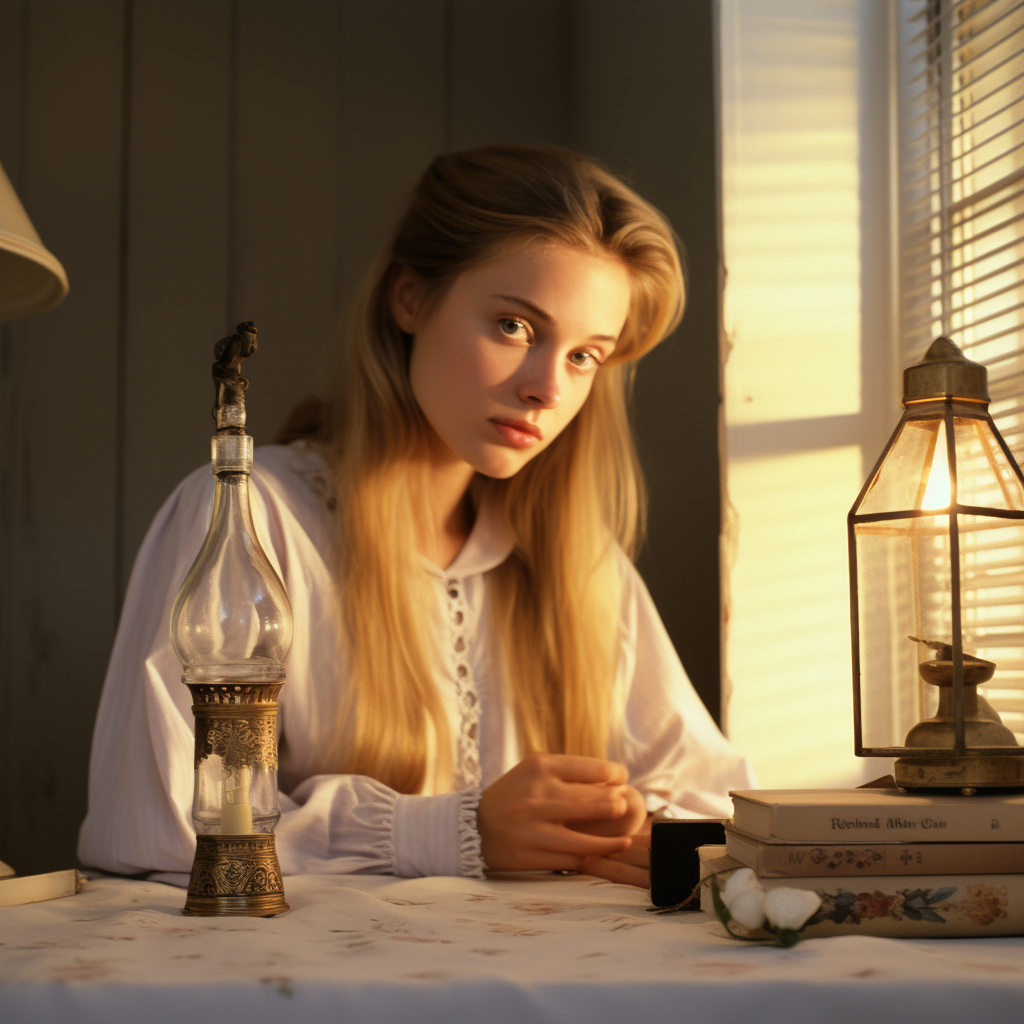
left=394, top=240, right=632, bottom=480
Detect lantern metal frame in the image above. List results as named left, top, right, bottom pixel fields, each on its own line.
left=849, top=341, right=1024, bottom=790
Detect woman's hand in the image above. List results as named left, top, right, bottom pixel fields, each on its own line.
left=569, top=784, right=647, bottom=837
left=580, top=816, right=652, bottom=889
left=477, top=753, right=635, bottom=872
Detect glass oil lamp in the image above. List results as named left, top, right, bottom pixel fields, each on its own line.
left=171, top=321, right=293, bottom=914
left=849, top=337, right=1024, bottom=792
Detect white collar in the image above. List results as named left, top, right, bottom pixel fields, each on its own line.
left=423, top=479, right=515, bottom=581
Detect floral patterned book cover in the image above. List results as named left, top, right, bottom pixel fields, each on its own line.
left=699, top=847, right=1024, bottom=938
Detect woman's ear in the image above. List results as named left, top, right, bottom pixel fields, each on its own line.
left=389, top=265, right=424, bottom=334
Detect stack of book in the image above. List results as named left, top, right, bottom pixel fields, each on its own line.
left=699, top=787, right=1024, bottom=937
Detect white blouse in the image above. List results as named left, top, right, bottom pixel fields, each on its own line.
left=78, top=443, right=755, bottom=881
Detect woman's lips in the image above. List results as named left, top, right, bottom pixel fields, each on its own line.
left=490, top=418, right=542, bottom=449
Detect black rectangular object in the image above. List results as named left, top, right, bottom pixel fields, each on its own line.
left=649, top=819, right=727, bottom=908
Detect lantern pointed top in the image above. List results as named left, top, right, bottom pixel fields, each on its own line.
left=923, top=336, right=966, bottom=362
left=903, top=335, right=988, bottom=403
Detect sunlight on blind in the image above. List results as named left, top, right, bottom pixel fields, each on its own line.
left=901, top=0, right=1024, bottom=741
left=727, top=447, right=867, bottom=788
left=721, top=2, right=861, bottom=426
left=720, top=0, right=889, bottom=789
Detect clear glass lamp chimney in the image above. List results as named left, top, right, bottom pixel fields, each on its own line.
left=170, top=436, right=292, bottom=684
left=170, top=403, right=293, bottom=838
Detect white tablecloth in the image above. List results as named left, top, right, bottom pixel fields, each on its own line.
left=2, top=872, right=1024, bottom=1023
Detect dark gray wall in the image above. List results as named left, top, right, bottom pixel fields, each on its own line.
left=0, top=0, right=721, bottom=874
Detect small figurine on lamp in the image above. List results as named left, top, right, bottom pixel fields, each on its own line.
left=849, top=337, right=1024, bottom=792
left=171, top=322, right=294, bottom=914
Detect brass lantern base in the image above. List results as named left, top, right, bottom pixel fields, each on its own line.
left=183, top=834, right=289, bottom=916
left=895, top=754, right=1024, bottom=791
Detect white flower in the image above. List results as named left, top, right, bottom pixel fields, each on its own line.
left=728, top=889, right=767, bottom=930
left=721, top=868, right=762, bottom=908
left=720, top=868, right=766, bottom=930
left=762, top=888, right=821, bottom=931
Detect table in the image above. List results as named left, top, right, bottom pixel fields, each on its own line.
left=3, top=872, right=1024, bottom=1023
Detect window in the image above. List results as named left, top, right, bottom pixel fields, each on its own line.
left=900, top=0, right=1024, bottom=741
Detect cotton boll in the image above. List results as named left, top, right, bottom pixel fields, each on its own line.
left=721, top=867, right=763, bottom=909
left=728, top=889, right=767, bottom=930
left=763, top=888, right=821, bottom=931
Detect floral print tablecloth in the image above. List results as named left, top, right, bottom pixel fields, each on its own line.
left=2, top=872, right=1023, bottom=1023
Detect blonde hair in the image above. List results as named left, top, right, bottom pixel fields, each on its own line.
left=325, top=145, right=684, bottom=793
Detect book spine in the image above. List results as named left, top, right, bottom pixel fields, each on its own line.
left=0, top=869, right=81, bottom=908
left=733, top=798, right=1019, bottom=842
left=725, top=833, right=1024, bottom=876
left=699, top=848, right=1024, bottom=938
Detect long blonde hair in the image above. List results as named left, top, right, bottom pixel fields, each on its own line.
left=325, top=145, right=684, bottom=793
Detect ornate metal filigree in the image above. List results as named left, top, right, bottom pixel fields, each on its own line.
left=212, top=321, right=257, bottom=428
left=183, top=834, right=288, bottom=917
left=194, top=710, right=277, bottom=772
left=188, top=682, right=282, bottom=771
left=190, top=682, right=283, bottom=705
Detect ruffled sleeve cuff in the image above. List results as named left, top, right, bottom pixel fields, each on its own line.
left=393, top=788, right=486, bottom=878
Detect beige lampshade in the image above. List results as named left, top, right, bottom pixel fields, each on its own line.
left=0, top=160, right=68, bottom=321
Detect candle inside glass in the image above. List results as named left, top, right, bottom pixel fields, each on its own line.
left=221, top=766, right=253, bottom=834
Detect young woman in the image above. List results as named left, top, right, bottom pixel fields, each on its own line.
left=78, top=145, right=754, bottom=888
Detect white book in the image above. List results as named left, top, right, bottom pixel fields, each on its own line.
left=0, top=869, right=86, bottom=907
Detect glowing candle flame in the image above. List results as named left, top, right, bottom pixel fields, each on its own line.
left=921, top=421, right=952, bottom=510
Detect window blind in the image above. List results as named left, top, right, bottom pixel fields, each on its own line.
left=901, top=0, right=1024, bottom=739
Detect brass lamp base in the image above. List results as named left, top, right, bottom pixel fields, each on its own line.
left=183, top=834, right=289, bottom=916
left=895, top=755, right=1024, bottom=791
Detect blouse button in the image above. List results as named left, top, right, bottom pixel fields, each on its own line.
left=455, top=611, right=464, bottom=625
left=447, top=588, right=459, bottom=599
left=454, top=636, right=465, bottom=652
left=457, top=664, right=468, bottom=678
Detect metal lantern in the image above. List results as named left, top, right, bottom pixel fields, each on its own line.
left=849, top=337, right=1024, bottom=792
left=171, top=322, right=293, bottom=914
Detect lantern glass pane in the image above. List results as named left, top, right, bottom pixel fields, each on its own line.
left=856, top=415, right=1024, bottom=516
left=192, top=755, right=281, bottom=835
left=855, top=513, right=1024, bottom=750
left=954, top=419, right=1024, bottom=511
left=855, top=522, right=949, bottom=748
left=961, top=513, right=1024, bottom=746
left=857, top=417, right=944, bottom=515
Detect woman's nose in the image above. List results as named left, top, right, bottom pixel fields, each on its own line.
left=518, top=359, right=561, bottom=408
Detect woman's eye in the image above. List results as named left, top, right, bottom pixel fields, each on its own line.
left=569, top=351, right=598, bottom=369
left=498, top=318, right=526, bottom=338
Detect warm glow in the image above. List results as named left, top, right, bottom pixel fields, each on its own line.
left=720, top=2, right=861, bottom=426
left=920, top=422, right=952, bottom=510
left=721, top=0, right=892, bottom=789
left=726, top=447, right=874, bottom=788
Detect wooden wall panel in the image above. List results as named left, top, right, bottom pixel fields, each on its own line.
left=448, top=0, right=570, bottom=149
left=119, top=0, right=232, bottom=593
left=336, top=0, right=446, bottom=308
left=0, top=1, right=21, bottom=172
left=233, top=0, right=344, bottom=443
left=0, top=0, right=125, bottom=873
left=0, top=0, right=28, bottom=872
left=571, top=0, right=723, bottom=719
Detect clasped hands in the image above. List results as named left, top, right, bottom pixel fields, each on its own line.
left=476, top=753, right=651, bottom=888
